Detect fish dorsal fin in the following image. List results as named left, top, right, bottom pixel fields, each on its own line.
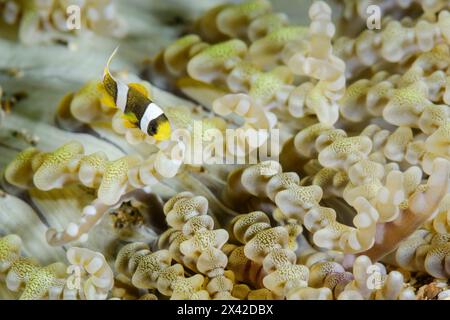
left=103, top=46, right=120, bottom=80
left=128, top=83, right=151, bottom=99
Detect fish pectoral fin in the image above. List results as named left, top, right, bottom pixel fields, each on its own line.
left=128, top=83, right=152, bottom=98
left=122, top=119, right=136, bottom=128
left=121, top=112, right=139, bottom=128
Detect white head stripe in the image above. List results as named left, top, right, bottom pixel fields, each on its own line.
left=116, top=82, right=129, bottom=112
left=140, top=103, right=164, bottom=133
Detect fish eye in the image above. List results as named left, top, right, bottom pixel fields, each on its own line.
left=147, top=125, right=157, bottom=135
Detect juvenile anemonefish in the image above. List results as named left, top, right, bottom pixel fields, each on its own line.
left=100, top=47, right=171, bottom=141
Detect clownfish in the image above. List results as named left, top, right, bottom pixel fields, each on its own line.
left=100, top=47, right=171, bottom=141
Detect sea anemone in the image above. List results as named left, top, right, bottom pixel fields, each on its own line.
left=0, top=0, right=449, bottom=300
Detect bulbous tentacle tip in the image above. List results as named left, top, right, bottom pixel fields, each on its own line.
left=409, top=158, right=450, bottom=216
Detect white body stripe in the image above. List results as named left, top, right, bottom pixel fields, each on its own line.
left=116, top=82, right=129, bottom=112
left=140, top=102, right=164, bottom=133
